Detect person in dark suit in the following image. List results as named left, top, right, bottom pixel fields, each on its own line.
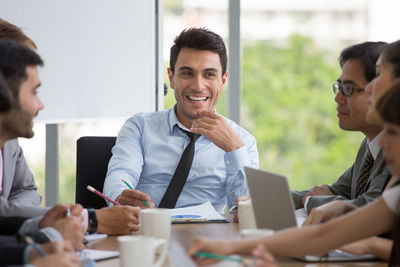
left=292, top=42, right=391, bottom=212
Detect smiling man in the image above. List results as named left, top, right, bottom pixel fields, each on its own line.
left=292, top=42, right=391, bottom=213
left=104, top=28, right=258, bottom=212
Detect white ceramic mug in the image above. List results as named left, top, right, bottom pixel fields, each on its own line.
left=238, top=199, right=257, bottom=230
left=140, top=208, right=171, bottom=241
left=240, top=228, right=275, bottom=239
left=118, top=235, right=167, bottom=267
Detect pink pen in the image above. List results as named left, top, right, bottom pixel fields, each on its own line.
left=87, top=185, right=120, bottom=206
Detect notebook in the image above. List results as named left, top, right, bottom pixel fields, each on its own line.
left=244, top=166, right=378, bottom=262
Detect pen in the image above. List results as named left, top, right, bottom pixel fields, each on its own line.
left=25, top=236, right=46, bottom=257
left=66, top=208, right=71, bottom=217
left=122, top=179, right=151, bottom=208
left=87, top=185, right=120, bottom=206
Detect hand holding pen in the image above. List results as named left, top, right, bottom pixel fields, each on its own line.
left=116, top=180, right=154, bottom=208
left=27, top=239, right=82, bottom=267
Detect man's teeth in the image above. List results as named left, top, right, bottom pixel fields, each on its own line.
left=188, top=96, right=207, bottom=101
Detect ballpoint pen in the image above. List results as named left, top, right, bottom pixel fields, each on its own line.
left=122, top=179, right=151, bottom=208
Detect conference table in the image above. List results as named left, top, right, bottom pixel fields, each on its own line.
left=90, top=216, right=387, bottom=267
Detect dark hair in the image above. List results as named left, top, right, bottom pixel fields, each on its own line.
left=0, top=18, right=37, bottom=50
left=0, top=39, right=43, bottom=110
left=169, top=28, right=227, bottom=76
left=381, top=40, right=400, bottom=79
left=339, top=41, right=388, bottom=82
left=0, top=71, right=12, bottom=112
left=376, top=79, right=400, bottom=126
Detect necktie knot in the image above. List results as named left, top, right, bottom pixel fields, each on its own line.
left=185, top=131, right=201, bottom=142
left=178, top=126, right=201, bottom=142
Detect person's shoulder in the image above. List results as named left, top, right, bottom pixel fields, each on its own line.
left=3, top=139, right=20, bottom=153
left=124, top=110, right=170, bottom=128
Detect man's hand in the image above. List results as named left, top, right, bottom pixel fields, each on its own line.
left=116, top=189, right=154, bottom=208
left=301, top=185, right=333, bottom=205
left=233, top=196, right=250, bottom=223
left=187, top=238, right=235, bottom=265
left=302, top=201, right=357, bottom=226
left=29, top=241, right=75, bottom=262
left=190, top=111, right=244, bottom=152
left=53, top=217, right=85, bottom=251
left=40, top=204, right=83, bottom=229
left=96, top=206, right=140, bottom=235
left=31, top=250, right=82, bottom=267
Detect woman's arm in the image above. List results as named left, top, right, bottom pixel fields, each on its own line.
left=188, top=197, right=396, bottom=260
left=339, top=236, right=393, bottom=261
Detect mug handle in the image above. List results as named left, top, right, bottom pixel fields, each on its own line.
left=153, top=239, right=167, bottom=267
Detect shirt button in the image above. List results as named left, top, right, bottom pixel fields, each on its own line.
left=226, top=160, right=230, bottom=165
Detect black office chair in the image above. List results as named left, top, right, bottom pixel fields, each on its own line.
left=76, top=136, right=116, bottom=209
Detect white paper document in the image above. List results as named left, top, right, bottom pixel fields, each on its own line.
left=82, top=249, right=119, bottom=261
left=169, top=201, right=228, bottom=222
left=84, top=233, right=108, bottom=242
left=295, top=208, right=307, bottom=226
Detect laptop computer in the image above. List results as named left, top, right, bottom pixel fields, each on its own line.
left=244, top=166, right=378, bottom=262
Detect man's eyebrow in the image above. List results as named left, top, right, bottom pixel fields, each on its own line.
left=337, top=79, right=360, bottom=87
left=203, top=68, right=218, bottom=73
left=178, top=66, right=194, bottom=72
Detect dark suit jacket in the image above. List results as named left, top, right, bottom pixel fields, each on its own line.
left=0, top=236, right=26, bottom=266
left=292, top=138, right=391, bottom=212
left=0, top=216, right=28, bottom=235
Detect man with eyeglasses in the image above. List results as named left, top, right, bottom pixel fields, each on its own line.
left=292, top=42, right=391, bottom=213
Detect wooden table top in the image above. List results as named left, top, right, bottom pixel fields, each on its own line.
left=89, top=219, right=387, bottom=267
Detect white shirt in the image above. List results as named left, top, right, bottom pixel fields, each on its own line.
left=368, top=131, right=383, bottom=161
left=382, top=185, right=400, bottom=214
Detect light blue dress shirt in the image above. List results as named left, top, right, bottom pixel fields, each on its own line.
left=103, top=106, right=259, bottom=212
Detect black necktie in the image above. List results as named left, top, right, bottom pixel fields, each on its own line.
left=158, top=129, right=201, bottom=208
left=355, top=149, right=374, bottom=197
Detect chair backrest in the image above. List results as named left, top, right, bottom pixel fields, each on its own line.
left=76, top=136, right=116, bottom=209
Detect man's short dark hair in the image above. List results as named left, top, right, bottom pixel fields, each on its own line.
left=169, top=28, right=227, bottom=76
left=0, top=39, right=43, bottom=111
left=0, top=71, right=11, bottom=112
left=339, top=41, right=388, bottom=82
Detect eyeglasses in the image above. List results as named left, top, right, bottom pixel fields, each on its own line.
left=332, top=83, right=364, bottom=97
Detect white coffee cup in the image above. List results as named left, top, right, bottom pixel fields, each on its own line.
left=118, top=235, right=167, bottom=267
left=140, top=208, right=171, bottom=241
left=240, top=228, right=275, bottom=239
left=238, top=199, right=257, bottom=230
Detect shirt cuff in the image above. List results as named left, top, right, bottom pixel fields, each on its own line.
left=224, top=145, right=249, bottom=175
left=19, top=216, right=42, bottom=235
left=82, top=208, right=89, bottom=232
left=40, top=227, right=63, bottom=242
left=304, top=196, right=310, bottom=214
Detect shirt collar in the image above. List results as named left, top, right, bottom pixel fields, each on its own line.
left=167, top=105, right=189, bottom=134
left=368, top=131, right=383, bottom=160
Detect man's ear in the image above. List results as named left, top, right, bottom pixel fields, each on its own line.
left=167, top=68, right=175, bottom=89
left=221, top=71, right=229, bottom=91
